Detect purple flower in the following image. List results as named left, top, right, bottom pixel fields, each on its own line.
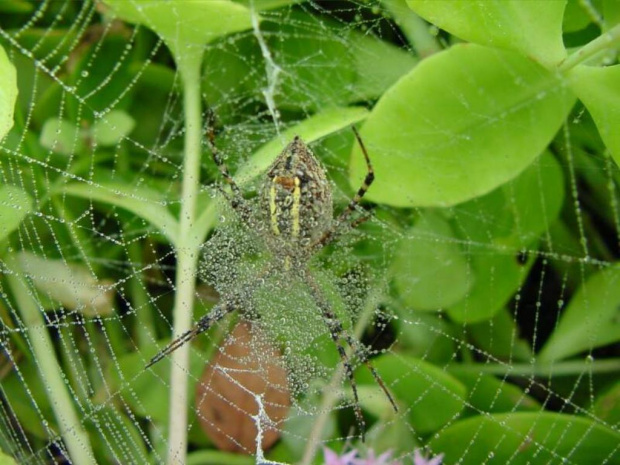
left=353, top=449, right=402, bottom=465
left=413, top=449, right=444, bottom=465
left=322, top=448, right=402, bottom=465
left=323, top=447, right=358, bottom=465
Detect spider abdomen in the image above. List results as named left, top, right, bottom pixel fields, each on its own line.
left=261, top=137, right=333, bottom=249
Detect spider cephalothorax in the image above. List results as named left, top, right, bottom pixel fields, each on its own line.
left=261, top=136, right=333, bottom=255
left=147, top=124, right=396, bottom=441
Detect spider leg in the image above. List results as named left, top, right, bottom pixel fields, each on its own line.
left=341, top=333, right=398, bottom=413
left=312, top=126, right=374, bottom=250
left=145, top=301, right=235, bottom=369
left=307, top=284, right=366, bottom=441
left=206, top=110, right=252, bottom=224
left=304, top=270, right=398, bottom=441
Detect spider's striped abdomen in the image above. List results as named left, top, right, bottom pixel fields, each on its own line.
left=261, top=137, right=333, bottom=252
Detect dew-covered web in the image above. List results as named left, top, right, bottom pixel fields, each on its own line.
left=0, top=1, right=619, bottom=465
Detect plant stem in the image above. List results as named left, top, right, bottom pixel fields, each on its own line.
left=5, top=253, right=96, bottom=465
left=559, top=23, right=620, bottom=71
left=450, top=358, right=620, bottom=377
left=166, top=56, right=203, bottom=465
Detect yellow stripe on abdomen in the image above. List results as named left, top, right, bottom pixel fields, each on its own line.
left=291, top=177, right=301, bottom=238
left=270, top=178, right=280, bottom=236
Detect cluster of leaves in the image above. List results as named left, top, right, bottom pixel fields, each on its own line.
left=0, top=1, right=619, bottom=464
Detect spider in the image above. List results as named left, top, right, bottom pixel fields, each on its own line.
left=147, top=119, right=398, bottom=440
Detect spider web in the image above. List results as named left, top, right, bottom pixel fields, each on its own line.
left=0, top=1, right=619, bottom=465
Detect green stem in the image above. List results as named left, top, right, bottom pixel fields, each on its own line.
left=382, top=0, right=442, bottom=57
left=5, top=253, right=96, bottom=465
left=559, top=23, right=620, bottom=71
left=450, top=358, right=620, bottom=377
left=165, top=56, right=203, bottom=465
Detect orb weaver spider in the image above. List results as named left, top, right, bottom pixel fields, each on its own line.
left=147, top=118, right=398, bottom=440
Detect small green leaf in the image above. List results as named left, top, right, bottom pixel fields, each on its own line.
left=392, top=212, right=473, bottom=310
left=39, top=118, right=83, bottom=155
left=356, top=354, right=466, bottom=433
left=92, top=110, right=135, bottom=146
left=17, top=252, right=115, bottom=317
left=0, top=43, right=18, bottom=140
left=568, top=64, right=620, bottom=167
left=406, top=0, right=567, bottom=67
left=104, top=0, right=254, bottom=67
left=538, top=264, right=620, bottom=363
left=350, top=44, right=575, bottom=207
left=0, top=186, right=32, bottom=242
left=429, top=412, right=620, bottom=464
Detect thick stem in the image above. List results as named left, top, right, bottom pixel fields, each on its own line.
left=166, top=57, right=203, bottom=465
left=6, top=253, right=96, bottom=465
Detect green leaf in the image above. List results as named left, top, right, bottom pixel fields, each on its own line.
left=59, top=176, right=179, bottom=245
left=85, top=406, right=149, bottom=464
left=350, top=44, right=575, bottom=207
left=392, top=212, right=473, bottom=310
left=468, top=308, right=533, bottom=362
left=429, top=412, right=620, bottom=464
left=452, top=150, right=565, bottom=251
left=92, top=110, right=136, bottom=146
left=0, top=186, right=32, bottom=243
left=235, top=106, right=369, bottom=186
left=446, top=246, right=536, bottom=324
left=406, top=0, right=567, bottom=68
left=17, top=252, right=115, bottom=317
left=0, top=43, right=18, bottom=140
left=0, top=450, right=18, bottom=465
left=568, top=64, right=620, bottom=167
left=111, top=345, right=205, bottom=424
left=594, top=380, right=620, bottom=427
left=356, top=354, right=466, bottom=433
left=450, top=371, right=540, bottom=416
left=104, top=0, right=254, bottom=67
left=538, top=263, right=620, bottom=363
left=39, top=118, right=83, bottom=156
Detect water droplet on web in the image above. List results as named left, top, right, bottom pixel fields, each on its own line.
left=81, top=70, right=89, bottom=78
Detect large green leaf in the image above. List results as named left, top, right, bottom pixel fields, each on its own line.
left=104, top=0, right=254, bottom=68
left=350, top=44, right=575, bottom=207
left=429, top=412, right=620, bottom=464
left=568, top=64, right=620, bottom=167
left=0, top=43, right=17, bottom=140
left=406, top=0, right=567, bottom=68
left=538, top=263, right=620, bottom=363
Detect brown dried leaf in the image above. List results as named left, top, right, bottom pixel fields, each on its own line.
left=195, top=321, right=291, bottom=453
